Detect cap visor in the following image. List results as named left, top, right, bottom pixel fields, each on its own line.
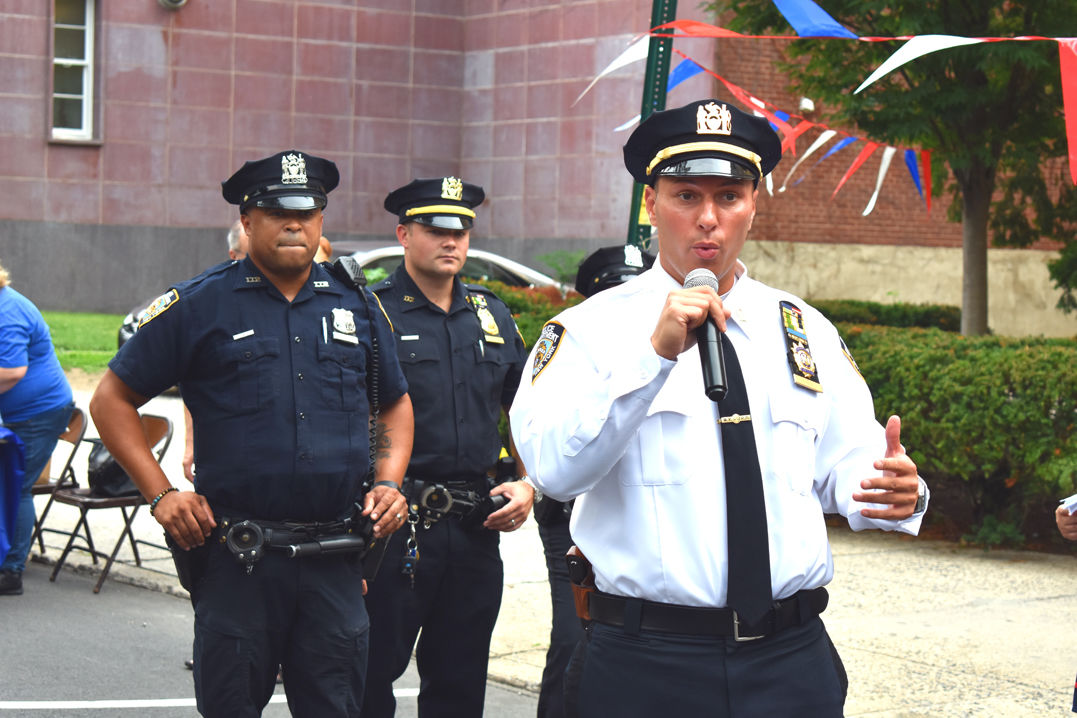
left=657, top=157, right=757, bottom=181
left=250, top=194, right=326, bottom=210
left=413, top=215, right=472, bottom=230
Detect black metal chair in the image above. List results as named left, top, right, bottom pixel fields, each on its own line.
left=48, top=413, right=173, bottom=593
left=30, top=406, right=86, bottom=554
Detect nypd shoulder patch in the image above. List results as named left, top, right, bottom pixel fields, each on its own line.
left=531, top=321, right=565, bottom=383
left=137, top=290, right=179, bottom=329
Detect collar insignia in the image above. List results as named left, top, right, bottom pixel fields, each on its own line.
left=696, top=101, right=732, bottom=136
left=245, top=276, right=262, bottom=283
left=441, top=176, right=463, bottom=201
left=281, top=153, right=307, bottom=185
left=403, top=294, right=415, bottom=303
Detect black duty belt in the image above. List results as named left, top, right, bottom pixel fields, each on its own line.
left=588, top=587, right=829, bottom=642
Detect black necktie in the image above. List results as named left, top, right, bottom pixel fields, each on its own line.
left=717, top=332, right=772, bottom=626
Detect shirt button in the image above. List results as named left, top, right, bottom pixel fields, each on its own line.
left=294, top=336, right=302, bottom=343
left=297, top=372, right=304, bottom=380
left=298, top=412, right=306, bottom=420
left=409, top=353, right=416, bottom=359
left=244, top=351, right=252, bottom=359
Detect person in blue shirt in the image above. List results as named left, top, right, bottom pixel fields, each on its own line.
left=361, top=177, right=534, bottom=718
left=0, top=261, right=74, bottom=596
left=89, top=150, right=414, bottom=718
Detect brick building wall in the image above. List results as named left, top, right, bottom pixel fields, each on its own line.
left=0, top=0, right=1068, bottom=333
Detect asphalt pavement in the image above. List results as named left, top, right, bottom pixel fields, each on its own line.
left=5, top=389, right=1077, bottom=717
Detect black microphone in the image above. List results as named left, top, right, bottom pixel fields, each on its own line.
left=683, top=268, right=727, bottom=402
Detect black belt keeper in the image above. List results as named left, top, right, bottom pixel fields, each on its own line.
left=588, top=587, right=829, bottom=640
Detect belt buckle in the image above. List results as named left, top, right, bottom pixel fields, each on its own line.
left=732, top=611, right=765, bottom=642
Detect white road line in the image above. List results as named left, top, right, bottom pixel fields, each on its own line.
left=0, top=688, right=420, bottom=710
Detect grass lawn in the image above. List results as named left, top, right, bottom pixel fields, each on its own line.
left=43, top=311, right=123, bottom=374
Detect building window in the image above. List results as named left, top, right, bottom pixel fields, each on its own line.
left=52, top=0, right=95, bottom=141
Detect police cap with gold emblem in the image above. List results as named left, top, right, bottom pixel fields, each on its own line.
left=623, top=99, right=782, bottom=185
left=574, top=244, right=656, bottom=298
left=222, top=150, right=339, bottom=211
left=384, top=177, right=485, bottom=230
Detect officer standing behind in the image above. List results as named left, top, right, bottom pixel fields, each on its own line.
left=90, top=150, right=414, bottom=718
left=532, top=244, right=654, bottom=718
left=510, top=101, right=929, bottom=717
left=362, top=177, right=534, bottom=718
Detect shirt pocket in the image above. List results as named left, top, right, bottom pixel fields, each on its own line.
left=317, top=341, right=366, bottom=411
left=216, top=337, right=280, bottom=414
left=768, top=390, right=823, bottom=496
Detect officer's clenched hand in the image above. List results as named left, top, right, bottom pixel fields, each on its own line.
left=852, top=415, right=920, bottom=519
left=1056, top=505, right=1077, bottom=541
left=651, top=286, right=730, bottom=360
left=155, top=490, right=216, bottom=551
left=484, top=480, right=534, bottom=532
left=363, top=484, right=408, bottom=538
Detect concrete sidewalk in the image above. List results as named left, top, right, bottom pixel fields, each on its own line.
left=32, top=389, right=1077, bottom=717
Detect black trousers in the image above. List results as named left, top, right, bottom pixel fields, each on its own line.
left=190, top=543, right=369, bottom=718
left=361, top=516, right=503, bottom=718
left=577, top=616, right=847, bottom=717
left=537, top=519, right=586, bottom=718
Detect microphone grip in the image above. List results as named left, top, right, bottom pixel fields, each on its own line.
left=695, top=319, right=728, bottom=402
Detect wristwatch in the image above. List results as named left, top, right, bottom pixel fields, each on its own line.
left=913, top=478, right=927, bottom=514
left=519, top=475, right=542, bottom=503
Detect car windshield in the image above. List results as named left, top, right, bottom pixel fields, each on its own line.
left=364, top=255, right=530, bottom=287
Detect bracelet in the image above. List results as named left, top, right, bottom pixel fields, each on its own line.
left=149, top=487, right=179, bottom=517
left=371, top=480, right=401, bottom=490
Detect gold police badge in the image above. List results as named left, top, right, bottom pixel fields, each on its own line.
left=441, top=177, right=464, bottom=201
left=281, top=153, right=308, bottom=185
left=696, top=101, right=732, bottom=136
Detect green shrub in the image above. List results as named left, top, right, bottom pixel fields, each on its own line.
left=813, top=299, right=961, bottom=331
left=842, top=324, right=1077, bottom=538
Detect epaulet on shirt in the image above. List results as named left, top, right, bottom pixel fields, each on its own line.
left=137, top=261, right=234, bottom=330
left=371, top=278, right=392, bottom=293
left=464, top=283, right=498, bottom=298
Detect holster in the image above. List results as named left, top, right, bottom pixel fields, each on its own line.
left=165, top=532, right=209, bottom=593
left=565, top=545, right=595, bottom=621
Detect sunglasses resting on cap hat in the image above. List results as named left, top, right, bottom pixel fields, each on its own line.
left=384, top=177, right=486, bottom=231
left=622, top=100, right=783, bottom=185
left=221, top=150, right=340, bottom=211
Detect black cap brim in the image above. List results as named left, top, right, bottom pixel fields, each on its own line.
left=247, top=194, right=327, bottom=211
left=410, top=214, right=473, bottom=230
left=656, top=157, right=757, bottom=181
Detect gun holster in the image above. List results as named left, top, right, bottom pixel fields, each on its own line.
left=566, top=545, right=595, bottom=621
left=165, top=532, right=210, bottom=593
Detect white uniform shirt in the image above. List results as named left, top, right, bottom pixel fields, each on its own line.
left=510, top=261, right=925, bottom=608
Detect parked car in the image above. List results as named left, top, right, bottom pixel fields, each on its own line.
left=350, top=246, right=563, bottom=291
left=117, top=301, right=152, bottom=349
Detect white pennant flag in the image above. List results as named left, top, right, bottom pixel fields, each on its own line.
left=573, top=35, right=650, bottom=106
left=862, top=146, right=898, bottom=216
left=779, top=130, right=837, bottom=192
left=855, top=35, right=986, bottom=94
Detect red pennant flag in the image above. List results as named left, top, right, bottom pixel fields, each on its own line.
left=1059, top=40, right=1077, bottom=184
left=921, top=149, right=932, bottom=213
left=832, top=142, right=879, bottom=198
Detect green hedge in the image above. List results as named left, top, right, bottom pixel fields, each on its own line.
left=842, top=325, right=1077, bottom=544
left=813, top=299, right=961, bottom=331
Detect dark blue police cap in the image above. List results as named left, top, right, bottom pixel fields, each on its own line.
left=574, top=244, right=656, bottom=298
left=384, top=177, right=485, bottom=230
left=623, top=99, right=782, bottom=185
left=222, top=150, right=339, bottom=211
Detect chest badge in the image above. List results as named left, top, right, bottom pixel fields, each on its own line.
left=331, top=307, right=359, bottom=345
left=780, top=301, right=822, bottom=393
left=468, top=293, right=505, bottom=344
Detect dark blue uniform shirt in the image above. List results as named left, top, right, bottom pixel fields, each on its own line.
left=373, top=264, right=526, bottom=481
left=109, top=258, right=407, bottom=521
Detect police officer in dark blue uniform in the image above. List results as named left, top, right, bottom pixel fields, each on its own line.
left=89, top=150, right=415, bottom=718
left=533, top=244, right=655, bottom=718
left=361, top=177, right=534, bottom=718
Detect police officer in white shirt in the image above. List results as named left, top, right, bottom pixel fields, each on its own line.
left=509, top=99, right=928, bottom=717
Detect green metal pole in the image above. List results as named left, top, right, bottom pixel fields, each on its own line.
left=626, top=0, right=678, bottom=250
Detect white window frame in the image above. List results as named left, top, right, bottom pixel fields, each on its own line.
left=51, top=0, right=95, bottom=141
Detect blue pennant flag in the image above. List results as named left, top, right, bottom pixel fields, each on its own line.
left=772, top=0, right=858, bottom=39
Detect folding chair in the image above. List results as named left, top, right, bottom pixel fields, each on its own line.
left=48, top=412, right=173, bottom=593
left=30, top=406, right=87, bottom=554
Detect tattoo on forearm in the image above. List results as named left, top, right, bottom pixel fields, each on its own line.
left=375, top=420, right=392, bottom=461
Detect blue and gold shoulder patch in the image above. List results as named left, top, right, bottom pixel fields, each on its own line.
left=531, top=321, right=564, bottom=383
left=780, top=300, right=822, bottom=393
left=137, top=290, right=179, bottom=329
left=839, top=336, right=863, bottom=381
